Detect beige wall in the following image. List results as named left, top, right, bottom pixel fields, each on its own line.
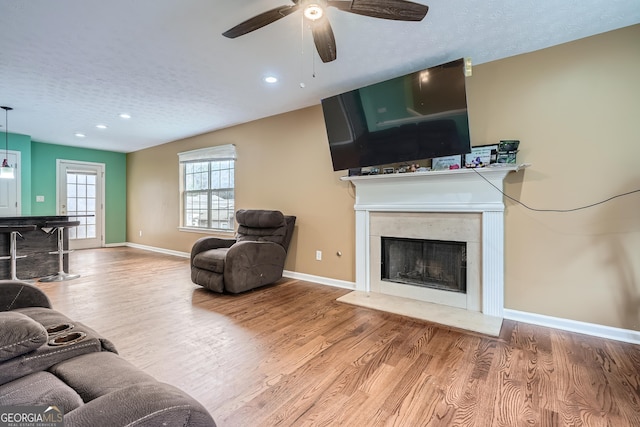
left=127, top=24, right=640, bottom=331
left=127, top=105, right=356, bottom=282
left=466, top=24, right=640, bottom=331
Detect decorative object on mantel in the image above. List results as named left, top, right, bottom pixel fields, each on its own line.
left=432, top=155, right=462, bottom=170
left=497, top=139, right=520, bottom=164
left=342, top=163, right=530, bottom=182
left=344, top=140, right=522, bottom=177
left=465, top=144, right=498, bottom=168
left=1, top=106, right=14, bottom=180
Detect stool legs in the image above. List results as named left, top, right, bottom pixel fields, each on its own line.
left=39, top=227, right=80, bottom=282
left=1, top=224, right=37, bottom=281
left=0, top=232, right=28, bottom=280
left=3, top=231, right=28, bottom=280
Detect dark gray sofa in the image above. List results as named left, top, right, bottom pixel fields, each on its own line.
left=0, top=280, right=216, bottom=426
left=191, top=209, right=296, bottom=293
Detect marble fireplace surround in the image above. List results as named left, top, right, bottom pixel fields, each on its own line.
left=338, top=165, right=527, bottom=335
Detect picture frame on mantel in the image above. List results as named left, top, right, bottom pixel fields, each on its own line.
left=432, top=155, right=462, bottom=170
left=464, top=144, right=498, bottom=168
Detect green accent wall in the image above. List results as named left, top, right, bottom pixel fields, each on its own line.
left=29, top=141, right=127, bottom=244
left=2, top=132, right=126, bottom=244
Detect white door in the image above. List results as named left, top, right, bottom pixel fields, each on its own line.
left=0, top=150, right=21, bottom=217
left=57, top=160, right=105, bottom=249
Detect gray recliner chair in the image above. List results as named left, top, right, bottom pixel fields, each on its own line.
left=190, top=210, right=296, bottom=293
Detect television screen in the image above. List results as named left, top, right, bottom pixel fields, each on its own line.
left=321, top=58, right=471, bottom=171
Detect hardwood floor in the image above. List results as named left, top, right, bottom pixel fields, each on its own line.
left=36, top=247, right=640, bottom=426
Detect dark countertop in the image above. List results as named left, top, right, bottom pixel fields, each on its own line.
left=0, top=216, right=71, bottom=225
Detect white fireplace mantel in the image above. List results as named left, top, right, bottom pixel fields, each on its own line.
left=341, top=164, right=529, bottom=319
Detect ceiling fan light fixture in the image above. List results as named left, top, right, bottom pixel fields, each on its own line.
left=303, top=4, right=324, bottom=21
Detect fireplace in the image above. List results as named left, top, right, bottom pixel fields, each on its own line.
left=339, top=165, right=527, bottom=329
left=381, top=237, right=467, bottom=293
left=369, top=211, right=481, bottom=311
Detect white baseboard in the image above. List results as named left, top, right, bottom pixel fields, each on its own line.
left=504, top=308, right=640, bottom=345
left=104, top=242, right=127, bottom=248
left=125, top=242, right=190, bottom=258
left=283, top=270, right=355, bottom=290
left=118, top=243, right=638, bottom=344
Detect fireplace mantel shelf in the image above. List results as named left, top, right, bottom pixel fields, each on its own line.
left=341, top=163, right=529, bottom=184
left=341, top=163, right=530, bottom=214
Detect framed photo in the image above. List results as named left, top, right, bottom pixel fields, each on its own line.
left=432, top=155, right=462, bottom=171
left=464, top=144, right=498, bottom=168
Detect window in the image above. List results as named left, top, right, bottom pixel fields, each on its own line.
left=179, top=145, right=236, bottom=231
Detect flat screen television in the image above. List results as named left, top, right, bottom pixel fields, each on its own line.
left=321, top=58, right=471, bottom=171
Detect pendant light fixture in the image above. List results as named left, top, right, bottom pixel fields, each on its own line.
left=1, top=106, right=14, bottom=180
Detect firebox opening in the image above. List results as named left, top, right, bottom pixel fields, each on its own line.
left=381, top=237, right=467, bottom=293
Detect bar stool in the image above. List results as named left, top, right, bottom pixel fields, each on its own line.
left=39, top=220, right=81, bottom=282
left=0, top=225, right=38, bottom=280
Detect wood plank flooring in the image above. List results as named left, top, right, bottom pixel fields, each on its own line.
left=36, top=247, right=640, bottom=426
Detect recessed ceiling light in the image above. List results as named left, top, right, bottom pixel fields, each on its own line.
left=96, top=124, right=107, bottom=129
left=264, top=76, right=278, bottom=84
left=75, top=133, right=86, bottom=138
left=119, top=113, right=131, bottom=119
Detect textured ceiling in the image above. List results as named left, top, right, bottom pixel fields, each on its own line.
left=1, top=0, right=639, bottom=153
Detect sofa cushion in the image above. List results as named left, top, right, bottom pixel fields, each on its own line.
left=0, top=312, right=48, bottom=362
left=50, top=352, right=157, bottom=402
left=63, top=382, right=216, bottom=427
left=0, top=371, right=83, bottom=414
left=192, top=248, right=227, bottom=273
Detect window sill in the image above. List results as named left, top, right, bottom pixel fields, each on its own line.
left=178, top=226, right=235, bottom=236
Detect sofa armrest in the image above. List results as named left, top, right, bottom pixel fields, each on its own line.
left=0, top=280, right=52, bottom=311
left=224, top=241, right=287, bottom=293
left=190, top=237, right=236, bottom=263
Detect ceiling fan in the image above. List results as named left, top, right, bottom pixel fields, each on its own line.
left=222, top=0, right=429, bottom=63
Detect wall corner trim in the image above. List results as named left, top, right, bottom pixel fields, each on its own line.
left=504, top=308, right=640, bottom=345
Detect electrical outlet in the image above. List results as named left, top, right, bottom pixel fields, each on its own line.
left=315, top=250, right=322, bottom=261
left=139, top=230, right=143, bottom=237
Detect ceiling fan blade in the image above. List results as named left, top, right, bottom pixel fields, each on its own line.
left=328, top=0, right=428, bottom=21
left=222, top=5, right=300, bottom=38
left=311, top=17, right=337, bottom=63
